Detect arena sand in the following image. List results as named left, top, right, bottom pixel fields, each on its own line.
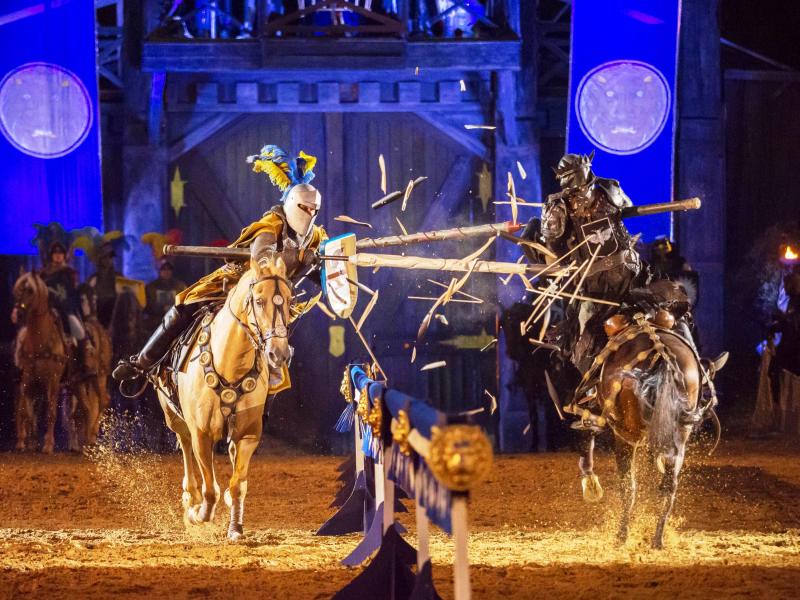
left=0, top=424, right=799, bottom=599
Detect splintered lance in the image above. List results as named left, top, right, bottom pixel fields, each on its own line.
left=162, top=221, right=524, bottom=261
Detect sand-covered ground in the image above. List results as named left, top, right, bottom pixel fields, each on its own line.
left=1, top=435, right=799, bottom=599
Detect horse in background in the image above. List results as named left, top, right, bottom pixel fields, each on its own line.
left=575, top=312, right=726, bottom=549
left=12, top=270, right=68, bottom=453
left=154, top=257, right=294, bottom=541
left=68, top=284, right=112, bottom=447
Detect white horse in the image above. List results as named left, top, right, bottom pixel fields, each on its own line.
left=155, top=257, right=293, bottom=540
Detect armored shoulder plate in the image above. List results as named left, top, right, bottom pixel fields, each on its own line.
left=595, top=178, right=632, bottom=209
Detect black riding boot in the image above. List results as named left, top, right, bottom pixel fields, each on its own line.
left=112, top=304, right=198, bottom=382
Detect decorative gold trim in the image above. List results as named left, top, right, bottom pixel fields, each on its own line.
left=366, top=400, right=383, bottom=439
left=198, top=331, right=210, bottom=345
left=340, top=367, right=353, bottom=404
left=205, top=372, right=219, bottom=388
left=221, top=388, right=237, bottom=404
left=199, top=351, right=212, bottom=366
left=428, top=424, right=493, bottom=492
left=356, top=391, right=369, bottom=420
left=201, top=314, right=213, bottom=327
left=391, top=410, right=412, bottom=456
left=242, top=377, right=257, bottom=393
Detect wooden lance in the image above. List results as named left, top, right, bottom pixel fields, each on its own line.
left=162, top=221, right=523, bottom=262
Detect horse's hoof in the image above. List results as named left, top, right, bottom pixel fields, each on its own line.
left=651, top=538, right=664, bottom=550
left=581, top=473, right=604, bottom=503
left=41, top=443, right=54, bottom=455
left=227, top=525, right=243, bottom=542
left=186, top=505, right=203, bottom=525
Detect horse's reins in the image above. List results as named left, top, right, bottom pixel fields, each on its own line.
left=228, top=273, right=294, bottom=356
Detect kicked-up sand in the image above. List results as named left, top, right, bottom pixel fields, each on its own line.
left=0, top=430, right=799, bottom=599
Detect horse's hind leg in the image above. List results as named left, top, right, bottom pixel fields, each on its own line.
left=157, top=394, right=202, bottom=510
left=615, top=440, right=637, bottom=544
left=579, top=433, right=603, bottom=502
left=652, top=427, right=690, bottom=549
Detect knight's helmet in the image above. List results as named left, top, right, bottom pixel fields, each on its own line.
left=247, top=144, right=321, bottom=241
left=554, top=151, right=595, bottom=191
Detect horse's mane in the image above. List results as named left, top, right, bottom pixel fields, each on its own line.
left=227, top=266, right=258, bottom=314
left=16, top=271, right=50, bottom=313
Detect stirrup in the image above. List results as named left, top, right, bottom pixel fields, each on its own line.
left=112, top=357, right=144, bottom=382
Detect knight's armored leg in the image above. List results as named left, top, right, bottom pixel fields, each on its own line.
left=112, top=304, right=198, bottom=382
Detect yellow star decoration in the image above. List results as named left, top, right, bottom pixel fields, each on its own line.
left=170, top=166, right=187, bottom=217
left=478, top=163, right=492, bottom=213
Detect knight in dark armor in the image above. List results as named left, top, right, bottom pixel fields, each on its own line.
left=113, top=145, right=327, bottom=385
left=540, top=152, right=647, bottom=372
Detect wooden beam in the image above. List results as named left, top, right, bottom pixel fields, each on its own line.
left=168, top=114, right=241, bottom=162
left=724, top=69, right=800, bottom=82
left=142, top=40, right=521, bottom=72
left=413, top=113, right=490, bottom=160
left=167, top=102, right=484, bottom=113
left=147, top=71, right=166, bottom=144
left=180, top=152, right=248, bottom=240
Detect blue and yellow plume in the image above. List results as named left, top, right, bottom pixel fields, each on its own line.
left=246, top=144, right=317, bottom=199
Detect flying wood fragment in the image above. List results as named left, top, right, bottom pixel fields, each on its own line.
left=484, top=389, right=498, bottom=415
left=410, top=345, right=417, bottom=363
left=516, top=160, right=527, bottom=180
left=378, top=154, right=387, bottom=194
left=401, top=179, right=415, bottom=212
left=435, top=314, right=449, bottom=326
left=420, top=360, right=447, bottom=371
left=480, top=338, right=497, bottom=352
left=334, top=215, right=373, bottom=228
left=522, top=423, right=531, bottom=435
left=371, top=190, right=404, bottom=209
left=464, top=124, right=496, bottom=130
left=459, top=79, right=466, bottom=92
left=395, top=216, right=408, bottom=236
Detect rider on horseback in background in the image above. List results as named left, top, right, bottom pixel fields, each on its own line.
left=112, top=145, right=327, bottom=385
left=41, top=241, right=95, bottom=365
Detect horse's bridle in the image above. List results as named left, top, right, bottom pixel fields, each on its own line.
left=228, top=273, right=294, bottom=355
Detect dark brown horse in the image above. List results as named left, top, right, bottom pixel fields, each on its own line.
left=574, top=313, right=726, bottom=549
left=12, top=271, right=69, bottom=453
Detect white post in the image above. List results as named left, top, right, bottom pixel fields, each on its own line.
left=415, top=496, right=430, bottom=570
left=381, top=447, right=395, bottom=534
left=452, top=496, right=471, bottom=600
left=374, top=454, right=385, bottom=509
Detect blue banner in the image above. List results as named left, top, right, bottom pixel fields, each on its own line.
left=0, top=0, right=102, bottom=255
left=567, top=0, right=681, bottom=241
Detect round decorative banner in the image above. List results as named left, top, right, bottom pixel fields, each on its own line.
left=0, top=62, right=93, bottom=159
left=575, top=60, right=671, bottom=156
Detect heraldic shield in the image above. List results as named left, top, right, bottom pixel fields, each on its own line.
left=321, top=233, right=359, bottom=318
left=580, top=217, right=619, bottom=258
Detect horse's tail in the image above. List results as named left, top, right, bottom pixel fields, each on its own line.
left=632, top=361, right=688, bottom=471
